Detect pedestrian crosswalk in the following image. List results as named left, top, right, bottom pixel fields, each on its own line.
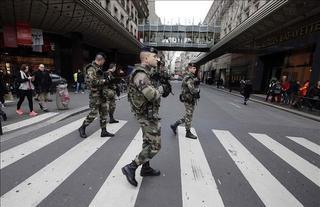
left=1, top=117, right=319, bottom=207
left=2, top=112, right=58, bottom=133
left=287, top=136, right=320, bottom=156
left=213, top=130, right=303, bottom=207
left=178, top=127, right=224, bottom=207
left=249, top=133, right=320, bottom=187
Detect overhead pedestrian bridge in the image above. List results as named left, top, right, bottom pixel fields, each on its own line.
left=138, top=24, right=221, bottom=52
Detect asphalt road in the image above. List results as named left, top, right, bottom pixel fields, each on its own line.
left=1, top=82, right=319, bottom=207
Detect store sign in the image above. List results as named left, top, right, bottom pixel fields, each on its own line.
left=255, top=20, right=320, bottom=49
left=16, top=22, right=32, bottom=46
left=32, top=29, right=43, bottom=45
left=3, top=26, right=17, bottom=48
left=32, top=29, right=44, bottom=52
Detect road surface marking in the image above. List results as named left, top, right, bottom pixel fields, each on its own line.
left=229, top=102, right=241, bottom=108
left=1, top=118, right=85, bottom=169
left=89, top=129, right=143, bottom=207
left=178, top=127, right=225, bottom=207
left=287, top=136, right=320, bottom=156
left=213, top=130, right=303, bottom=207
left=250, top=133, right=320, bottom=187
left=2, top=112, right=58, bottom=133
left=0, top=121, right=126, bottom=207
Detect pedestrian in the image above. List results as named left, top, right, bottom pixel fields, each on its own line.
left=290, top=80, right=300, bottom=105
left=103, top=63, right=119, bottom=123
left=76, top=69, right=85, bottom=94
left=16, top=64, right=38, bottom=116
left=0, top=106, right=7, bottom=135
left=34, top=64, right=52, bottom=112
left=305, top=81, right=320, bottom=111
left=272, top=81, right=282, bottom=103
left=73, top=70, right=78, bottom=93
left=0, top=69, right=6, bottom=107
left=265, top=79, right=276, bottom=102
left=122, top=47, right=171, bottom=187
left=170, top=63, right=200, bottom=139
left=281, top=78, right=290, bottom=104
left=78, top=52, right=115, bottom=138
left=242, top=80, right=253, bottom=105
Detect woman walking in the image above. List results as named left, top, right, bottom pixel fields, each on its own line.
left=16, top=64, right=38, bottom=116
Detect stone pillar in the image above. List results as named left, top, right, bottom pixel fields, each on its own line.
left=112, top=49, right=118, bottom=64
left=310, top=38, right=320, bottom=85
left=53, top=38, right=61, bottom=75
left=252, top=56, right=264, bottom=92
left=71, top=32, right=83, bottom=73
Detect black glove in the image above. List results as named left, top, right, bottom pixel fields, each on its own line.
left=103, top=79, right=109, bottom=86
left=194, top=78, right=200, bottom=86
left=193, top=89, right=200, bottom=99
left=161, top=83, right=172, bottom=98
left=115, top=85, right=121, bottom=97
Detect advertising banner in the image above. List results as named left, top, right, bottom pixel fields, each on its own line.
left=3, top=26, right=17, bottom=48
left=16, top=22, right=32, bottom=46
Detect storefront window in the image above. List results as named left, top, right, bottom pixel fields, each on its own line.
left=281, top=49, right=312, bottom=83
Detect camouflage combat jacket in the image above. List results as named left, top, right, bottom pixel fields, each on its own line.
left=128, top=64, right=161, bottom=118
left=181, top=72, right=199, bottom=103
left=84, top=61, right=105, bottom=94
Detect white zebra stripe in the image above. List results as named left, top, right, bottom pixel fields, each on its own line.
left=213, top=130, right=303, bottom=207
left=179, top=127, right=225, bottom=207
left=89, top=129, right=143, bottom=207
left=2, top=112, right=58, bottom=133
left=250, top=133, right=320, bottom=187
left=287, top=136, right=320, bottom=156
left=1, top=118, right=85, bottom=169
left=0, top=121, right=126, bottom=207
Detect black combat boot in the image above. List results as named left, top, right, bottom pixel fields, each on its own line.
left=140, top=161, right=161, bottom=176
left=101, top=127, right=115, bottom=137
left=170, top=121, right=180, bottom=135
left=122, top=161, right=138, bottom=187
left=186, top=129, right=197, bottom=139
left=78, top=124, right=87, bottom=138
left=109, top=113, right=119, bottom=124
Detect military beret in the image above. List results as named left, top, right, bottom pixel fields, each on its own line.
left=188, top=63, right=198, bottom=68
left=141, top=46, right=158, bottom=54
left=96, top=52, right=106, bottom=59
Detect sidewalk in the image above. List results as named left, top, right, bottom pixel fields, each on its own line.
left=1, top=91, right=90, bottom=125
left=203, top=84, right=320, bottom=122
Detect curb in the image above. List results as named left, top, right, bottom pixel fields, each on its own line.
left=0, top=94, right=128, bottom=142
left=202, top=84, right=320, bottom=122
left=53, top=94, right=128, bottom=122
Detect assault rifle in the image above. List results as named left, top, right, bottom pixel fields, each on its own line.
left=151, top=61, right=174, bottom=98
left=103, top=70, right=124, bottom=97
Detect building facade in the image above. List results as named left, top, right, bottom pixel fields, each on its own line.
left=200, top=0, right=320, bottom=92
left=0, top=0, right=149, bottom=91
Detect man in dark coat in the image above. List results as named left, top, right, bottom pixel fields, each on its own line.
left=243, top=80, right=253, bottom=105
left=34, top=64, right=52, bottom=111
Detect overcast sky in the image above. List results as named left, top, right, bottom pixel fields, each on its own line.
left=155, top=0, right=213, bottom=25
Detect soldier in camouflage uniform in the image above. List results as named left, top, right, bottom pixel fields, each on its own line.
left=122, top=47, right=171, bottom=187
left=78, top=53, right=115, bottom=138
left=170, top=63, right=200, bottom=139
left=103, top=63, right=119, bottom=124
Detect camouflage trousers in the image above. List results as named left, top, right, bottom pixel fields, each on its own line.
left=134, top=115, right=161, bottom=166
left=106, top=89, right=116, bottom=114
left=83, top=93, right=108, bottom=128
left=176, top=102, right=195, bottom=130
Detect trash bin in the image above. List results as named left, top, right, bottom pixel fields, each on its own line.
left=56, top=80, right=70, bottom=110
